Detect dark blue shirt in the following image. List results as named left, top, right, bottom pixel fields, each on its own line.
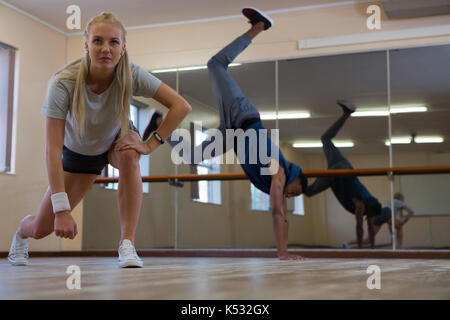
left=331, top=176, right=379, bottom=214
left=237, top=121, right=302, bottom=195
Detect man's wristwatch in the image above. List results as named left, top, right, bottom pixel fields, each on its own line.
left=152, top=131, right=164, bottom=144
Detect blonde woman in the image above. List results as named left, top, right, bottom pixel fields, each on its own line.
left=8, top=13, right=191, bottom=267
left=373, top=192, right=414, bottom=248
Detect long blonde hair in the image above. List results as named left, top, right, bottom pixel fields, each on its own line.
left=54, top=12, right=132, bottom=140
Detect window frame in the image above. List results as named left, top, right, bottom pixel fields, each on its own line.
left=0, top=42, right=17, bottom=174
left=190, top=122, right=222, bottom=205
left=250, top=184, right=271, bottom=212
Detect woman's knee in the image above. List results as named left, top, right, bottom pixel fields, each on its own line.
left=116, top=149, right=141, bottom=169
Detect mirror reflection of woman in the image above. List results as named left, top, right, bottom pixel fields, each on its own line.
left=8, top=12, right=191, bottom=268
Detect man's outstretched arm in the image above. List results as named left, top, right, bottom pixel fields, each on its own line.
left=353, top=198, right=365, bottom=248
left=270, top=172, right=288, bottom=259
left=269, top=162, right=306, bottom=261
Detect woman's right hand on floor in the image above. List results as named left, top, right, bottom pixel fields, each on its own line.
left=54, top=212, right=78, bottom=239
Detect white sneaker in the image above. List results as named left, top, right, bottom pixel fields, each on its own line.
left=8, top=231, right=29, bottom=266
left=118, top=239, right=143, bottom=268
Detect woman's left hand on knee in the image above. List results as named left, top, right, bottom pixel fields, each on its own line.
left=115, top=131, right=151, bottom=155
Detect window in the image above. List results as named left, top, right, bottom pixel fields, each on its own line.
left=251, top=184, right=270, bottom=211
left=292, top=195, right=305, bottom=216
left=0, top=43, right=16, bottom=173
left=251, top=184, right=305, bottom=216
left=103, top=102, right=150, bottom=193
left=192, top=127, right=222, bottom=205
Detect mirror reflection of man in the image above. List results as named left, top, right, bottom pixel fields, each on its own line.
left=343, top=192, right=414, bottom=248
left=304, top=101, right=382, bottom=249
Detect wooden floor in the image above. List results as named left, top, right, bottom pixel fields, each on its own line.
left=1, top=257, right=449, bottom=299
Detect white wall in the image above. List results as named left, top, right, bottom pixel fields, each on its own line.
left=0, top=4, right=72, bottom=252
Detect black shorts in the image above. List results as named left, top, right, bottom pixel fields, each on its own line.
left=373, top=207, right=392, bottom=226
left=62, top=123, right=140, bottom=175
left=62, top=146, right=109, bottom=175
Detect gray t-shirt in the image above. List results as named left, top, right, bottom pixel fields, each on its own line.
left=41, top=63, right=161, bottom=155
left=382, top=199, right=404, bottom=217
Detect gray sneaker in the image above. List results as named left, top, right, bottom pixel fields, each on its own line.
left=118, top=239, right=143, bottom=268
left=8, top=231, right=29, bottom=266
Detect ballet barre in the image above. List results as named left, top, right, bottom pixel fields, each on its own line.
left=94, top=166, right=450, bottom=183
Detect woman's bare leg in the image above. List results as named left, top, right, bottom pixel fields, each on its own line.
left=17, top=172, right=97, bottom=239
left=108, top=130, right=142, bottom=246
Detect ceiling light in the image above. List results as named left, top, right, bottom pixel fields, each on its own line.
left=385, top=137, right=412, bottom=146
left=352, top=109, right=389, bottom=117
left=151, top=67, right=178, bottom=73
left=261, top=111, right=311, bottom=120
left=292, top=142, right=322, bottom=148
left=293, top=140, right=354, bottom=148
left=334, top=141, right=354, bottom=148
left=152, top=63, right=241, bottom=73
left=352, top=105, right=428, bottom=117
left=414, top=136, right=444, bottom=143
left=390, top=105, right=428, bottom=114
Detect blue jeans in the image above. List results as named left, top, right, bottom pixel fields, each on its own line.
left=206, top=34, right=260, bottom=130
left=168, top=34, right=261, bottom=163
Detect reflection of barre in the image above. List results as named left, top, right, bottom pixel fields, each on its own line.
left=168, top=178, right=184, bottom=188
left=94, top=166, right=450, bottom=184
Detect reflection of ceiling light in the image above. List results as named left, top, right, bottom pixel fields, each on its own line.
left=352, top=109, right=389, bottom=117
left=152, top=63, right=241, bottom=73
left=352, top=105, right=428, bottom=117
left=385, top=135, right=444, bottom=145
left=292, top=142, right=322, bottom=148
left=261, top=111, right=311, bottom=120
left=414, top=136, right=444, bottom=143
left=385, top=137, right=412, bottom=146
left=332, top=141, right=354, bottom=148
left=390, top=105, right=428, bottom=114
left=293, top=141, right=354, bottom=148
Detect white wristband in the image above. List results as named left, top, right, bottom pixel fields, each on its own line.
left=50, top=192, right=71, bottom=214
